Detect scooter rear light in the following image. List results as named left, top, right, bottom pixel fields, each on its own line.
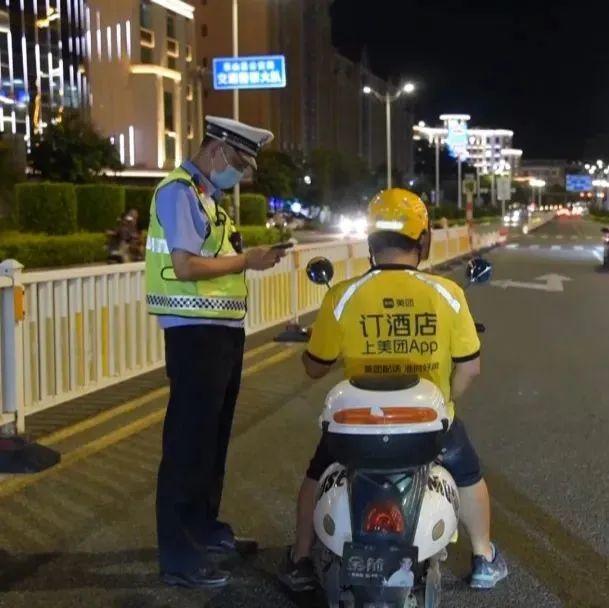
left=364, top=501, right=405, bottom=534
left=333, top=407, right=438, bottom=425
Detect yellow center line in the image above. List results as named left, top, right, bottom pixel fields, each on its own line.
left=0, top=345, right=299, bottom=500
left=39, top=340, right=287, bottom=448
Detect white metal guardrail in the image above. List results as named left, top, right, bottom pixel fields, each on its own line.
left=0, top=226, right=499, bottom=431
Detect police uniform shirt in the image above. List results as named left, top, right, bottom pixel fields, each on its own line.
left=155, top=160, right=243, bottom=329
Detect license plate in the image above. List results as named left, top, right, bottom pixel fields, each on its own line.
left=341, top=542, right=417, bottom=587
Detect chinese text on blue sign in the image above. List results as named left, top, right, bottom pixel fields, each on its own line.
left=213, top=55, right=287, bottom=90
left=566, top=174, right=593, bottom=192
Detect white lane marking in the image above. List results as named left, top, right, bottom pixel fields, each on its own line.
left=574, top=246, right=584, bottom=251
left=556, top=235, right=563, bottom=240
left=529, top=244, right=540, bottom=250
left=586, top=236, right=593, bottom=240
left=506, top=243, right=519, bottom=249
left=491, top=274, right=572, bottom=292
left=594, top=251, right=604, bottom=262
left=550, top=245, right=561, bottom=251
left=541, top=235, right=549, bottom=239
left=571, top=235, right=578, bottom=240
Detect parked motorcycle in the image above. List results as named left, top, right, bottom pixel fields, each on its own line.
left=302, top=256, right=491, bottom=608
left=601, top=227, right=609, bottom=269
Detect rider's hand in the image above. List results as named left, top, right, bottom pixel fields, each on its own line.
left=244, top=246, right=286, bottom=271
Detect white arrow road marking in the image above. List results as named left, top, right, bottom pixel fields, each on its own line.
left=491, top=274, right=572, bottom=292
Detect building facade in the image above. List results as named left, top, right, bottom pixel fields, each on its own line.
left=414, top=115, right=520, bottom=175
left=195, top=0, right=412, bottom=176
left=0, top=0, right=88, bottom=144
left=517, top=159, right=567, bottom=187
left=87, top=0, right=203, bottom=172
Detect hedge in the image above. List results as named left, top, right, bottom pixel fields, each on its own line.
left=0, top=232, right=106, bottom=269
left=221, top=194, right=268, bottom=225
left=76, top=184, right=126, bottom=232
left=15, top=182, right=77, bottom=235
left=239, top=225, right=289, bottom=247
left=125, top=186, right=154, bottom=229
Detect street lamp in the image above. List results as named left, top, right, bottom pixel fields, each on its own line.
left=530, top=178, right=546, bottom=207
left=232, top=0, right=241, bottom=224
left=363, top=81, right=416, bottom=189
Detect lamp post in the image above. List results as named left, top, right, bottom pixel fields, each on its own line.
left=232, top=0, right=240, bottom=224
left=530, top=178, right=546, bottom=207
left=363, top=81, right=416, bottom=189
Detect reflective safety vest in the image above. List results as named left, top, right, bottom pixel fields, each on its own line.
left=145, top=167, right=247, bottom=320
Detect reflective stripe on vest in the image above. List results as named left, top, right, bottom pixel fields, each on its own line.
left=146, top=235, right=215, bottom=257
left=333, top=270, right=461, bottom=321
left=146, top=293, right=246, bottom=313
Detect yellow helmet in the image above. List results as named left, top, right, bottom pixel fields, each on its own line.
left=367, top=188, right=429, bottom=241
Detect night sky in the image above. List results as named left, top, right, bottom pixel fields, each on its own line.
left=331, top=0, right=609, bottom=161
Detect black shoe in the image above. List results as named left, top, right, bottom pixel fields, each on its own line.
left=161, top=566, right=230, bottom=589
left=277, top=547, right=316, bottom=592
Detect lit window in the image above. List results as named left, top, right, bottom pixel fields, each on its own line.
left=187, top=84, right=193, bottom=100
left=185, top=44, right=192, bottom=62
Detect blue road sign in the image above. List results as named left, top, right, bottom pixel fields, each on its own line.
left=566, top=174, right=592, bottom=192
left=213, top=55, right=287, bottom=90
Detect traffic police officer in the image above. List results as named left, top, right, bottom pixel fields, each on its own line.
left=146, top=116, right=284, bottom=588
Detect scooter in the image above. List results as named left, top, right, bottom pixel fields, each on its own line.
left=302, top=256, right=491, bottom=608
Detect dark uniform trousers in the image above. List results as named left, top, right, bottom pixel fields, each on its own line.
left=157, top=324, right=245, bottom=573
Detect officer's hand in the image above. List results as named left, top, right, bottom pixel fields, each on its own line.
left=244, top=246, right=285, bottom=271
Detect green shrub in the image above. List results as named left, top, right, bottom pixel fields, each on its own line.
left=239, top=194, right=268, bottom=226
left=125, top=186, right=154, bottom=229
left=76, top=184, right=125, bottom=232
left=15, top=182, right=77, bottom=234
left=239, top=226, right=290, bottom=247
left=0, top=232, right=106, bottom=268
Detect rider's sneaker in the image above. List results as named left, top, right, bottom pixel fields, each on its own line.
left=469, top=543, right=508, bottom=589
left=277, top=546, right=316, bottom=592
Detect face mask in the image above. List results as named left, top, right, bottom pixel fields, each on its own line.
left=210, top=148, right=244, bottom=190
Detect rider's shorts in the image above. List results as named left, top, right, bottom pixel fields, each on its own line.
left=306, top=416, right=482, bottom=488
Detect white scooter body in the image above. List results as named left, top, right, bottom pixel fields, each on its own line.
left=312, top=377, right=459, bottom=605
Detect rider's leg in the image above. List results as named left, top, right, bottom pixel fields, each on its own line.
left=440, top=418, right=508, bottom=588
left=439, top=417, right=492, bottom=555
left=458, top=478, right=492, bottom=560
left=293, top=477, right=318, bottom=561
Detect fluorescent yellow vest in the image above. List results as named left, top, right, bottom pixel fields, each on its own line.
left=145, top=167, right=247, bottom=320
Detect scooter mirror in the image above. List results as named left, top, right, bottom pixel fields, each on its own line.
left=466, top=257, right=492, bottom=285
left=306, top=257, right=334, bottom=287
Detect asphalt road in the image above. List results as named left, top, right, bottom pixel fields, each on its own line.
left=0, top=217, right=608, bottom=608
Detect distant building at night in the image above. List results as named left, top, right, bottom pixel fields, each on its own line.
left=414, top=115, right=521, bottom=175
left=87, top=0, right=203, bottom=173
left=516, top=159, right=568, bottom=187
left=195, top=0, right=412, bottom=176
left=0, top=0, right=89, bottom=145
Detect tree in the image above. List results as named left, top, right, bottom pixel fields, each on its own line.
left=307, top=148, right=375, bottom=211
left=29, top=110, right=122, bottom=183
left=0, top=136, right=25, bottom=218
left=251, top=149, right=301, bottom=199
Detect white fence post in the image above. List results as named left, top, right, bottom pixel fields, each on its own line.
left=0, top=259, right=25, bottom=435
